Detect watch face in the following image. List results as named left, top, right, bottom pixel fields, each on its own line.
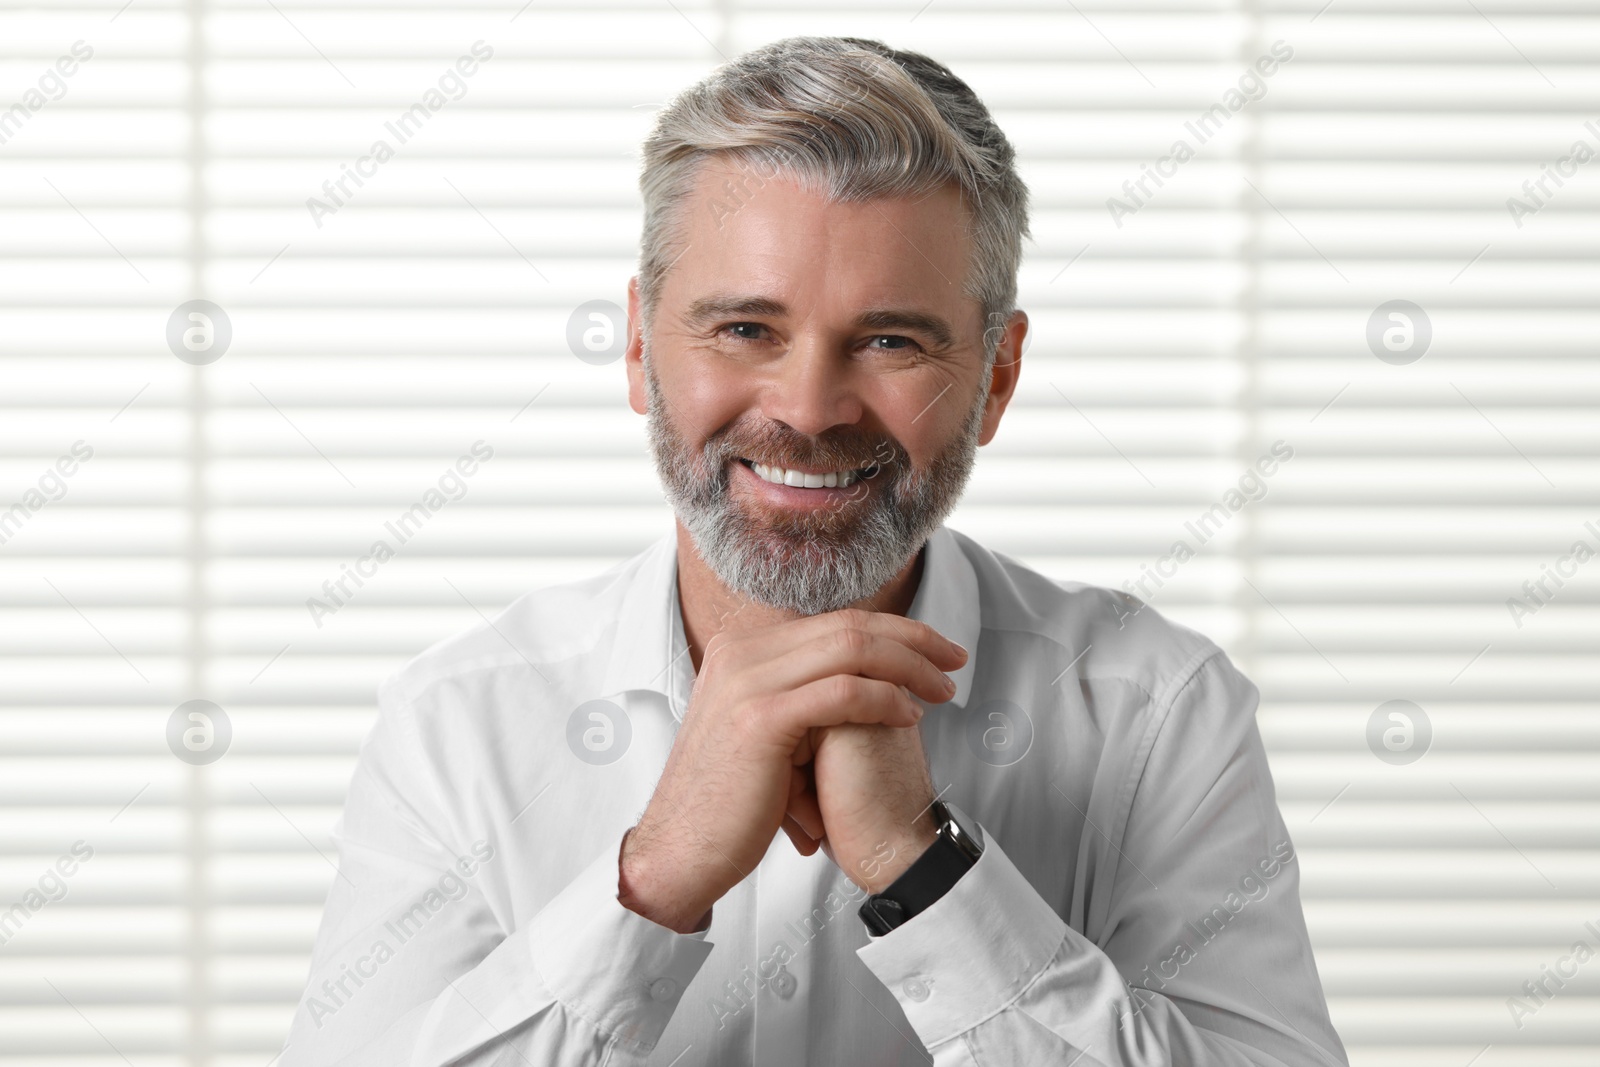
left=942, top=802, right=984, bottom=856
left=859, top=804, right=983, bottom=937
left=860, top=895, right=907, bottom=936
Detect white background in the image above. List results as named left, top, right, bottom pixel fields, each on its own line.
left=1, top=1, right=1597, bottom=1064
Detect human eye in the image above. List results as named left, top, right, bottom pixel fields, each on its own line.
left=717, top=322, right=770, bottom=343
left=865, top=334, right=923, bottom=352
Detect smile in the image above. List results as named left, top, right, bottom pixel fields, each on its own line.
left=736, top=457, right=880, bottom=489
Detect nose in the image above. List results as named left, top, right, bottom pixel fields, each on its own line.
left=759, top=333, right=862, bottom=436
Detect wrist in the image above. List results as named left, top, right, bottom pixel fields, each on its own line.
left=862, top=809, right=941, bottom=893
left=858, top=801, right=984, bottom=937
left=618, top=825, right=713, bottom=934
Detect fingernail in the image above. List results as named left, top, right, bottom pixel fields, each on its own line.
left=943, top=673, right=957, bottom=693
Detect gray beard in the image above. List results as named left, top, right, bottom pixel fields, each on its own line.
left=643, top=349, right=990, bottom=615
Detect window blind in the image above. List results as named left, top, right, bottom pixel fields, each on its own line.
left=1, top=2, right=1595, bottom=1064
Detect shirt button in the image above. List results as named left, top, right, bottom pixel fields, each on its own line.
left=902, top=977, right=931, bottom=1002
left=771, top=967, right=797, bottom=999
left=649, top=977, right=679, bottom=1002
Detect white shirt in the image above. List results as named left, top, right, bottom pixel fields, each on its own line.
left=281, top=524, right=1347, bottom=1067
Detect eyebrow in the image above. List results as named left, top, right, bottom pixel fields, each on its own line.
left=682, top=295, right=957, bottom=350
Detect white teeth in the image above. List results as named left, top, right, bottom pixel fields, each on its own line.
left=748, top=461, right=861, bottom=488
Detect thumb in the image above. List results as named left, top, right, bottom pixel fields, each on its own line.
left=781, top=814, right=820, bottom=856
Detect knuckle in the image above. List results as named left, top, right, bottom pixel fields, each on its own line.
left=836, top=607, right=873, bottom=629
left=730, top=694, right=772, bottom=739
left=835, top=625, right=871, bottom=659
left=826, top=673, right=864, bottom=705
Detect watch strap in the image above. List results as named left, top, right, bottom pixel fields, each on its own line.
left=858, top=801, right=981, bottom=936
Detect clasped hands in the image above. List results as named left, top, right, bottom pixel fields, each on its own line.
left=618, top=609, right=966, bottom=934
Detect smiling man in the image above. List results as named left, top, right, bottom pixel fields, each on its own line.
left=284, top=36, right=1346, bottom=1067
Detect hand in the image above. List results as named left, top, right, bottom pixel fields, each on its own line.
left=807, top=719, right=946, bottom=893
left=779, top=622, right=968, bottom=890
left=618, top=609, right=965, bottom=933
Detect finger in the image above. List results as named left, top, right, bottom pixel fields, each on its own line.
left=781, top=814, right=819, bottom=856
left=735, top=608, right=966, bottom=681
left=792, top=726, right=817, bottom=766
left=786, top=765, right=826, bottom=841
left=769, top=673, right=926, bottom=737
left=762, top=627, right=958, bottom=707
left=838, top=608, right=966, bottom=680
left=804, top=608, right=967, bottom=670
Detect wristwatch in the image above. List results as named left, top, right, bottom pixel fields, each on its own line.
left=858, top=800, right=984, bottom=937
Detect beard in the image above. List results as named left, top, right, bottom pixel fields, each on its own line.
left=643, top=345, right=990, bottom=616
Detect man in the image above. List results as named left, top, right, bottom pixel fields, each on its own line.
left=283, top=35, right=1346, bottom=1066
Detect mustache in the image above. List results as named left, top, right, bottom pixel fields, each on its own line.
left=706, top=421, right=902, bottom=474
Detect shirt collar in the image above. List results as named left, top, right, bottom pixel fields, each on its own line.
left=600, top=524, right=981, bottom=720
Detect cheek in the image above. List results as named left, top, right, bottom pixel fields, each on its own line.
left=683, top=360, right=746, bottom=420
left=659, top=353, right=749, bottom=442
left=881, top=376, right=969, bottom=462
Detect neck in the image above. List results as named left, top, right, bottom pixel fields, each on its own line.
left=674, top=519, right=928, bottom=674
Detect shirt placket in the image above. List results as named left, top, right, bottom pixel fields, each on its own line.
left=753, top=833, right=819, bottom=1065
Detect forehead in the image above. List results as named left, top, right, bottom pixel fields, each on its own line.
left=664, top=154, right=978, bottom=323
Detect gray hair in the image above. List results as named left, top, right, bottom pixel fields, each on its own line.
left=635, top=35, right=1030, bottom=364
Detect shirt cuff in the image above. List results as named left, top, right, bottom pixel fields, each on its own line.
left=524, top=830, right=716, bottom=1054
left=855, top=827, right=1068, bottom=1048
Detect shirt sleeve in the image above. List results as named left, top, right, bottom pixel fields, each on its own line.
left=856, top=649, right=1347, bottom=1067
left=278, top=682, right=715, bottom=1067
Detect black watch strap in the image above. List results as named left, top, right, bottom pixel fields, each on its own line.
left=858, top=801, right=982, bottom=937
